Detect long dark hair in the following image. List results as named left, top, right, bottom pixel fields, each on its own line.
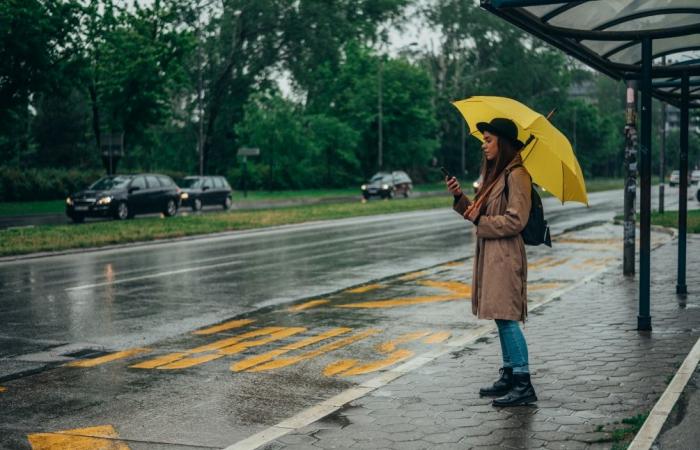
left=476, top=136, right=520, bottom=200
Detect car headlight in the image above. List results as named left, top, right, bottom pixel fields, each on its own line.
left=96, top=196, right=112, bottom=205
left=181, top=192, right=189, bottom=200
left=66, top=197, right=73, bottom=206
left=382, top=184, right=389, bottom=190
left=472, top=181, right=480, bottom=188
left=361, top=184, right=367, bottom=190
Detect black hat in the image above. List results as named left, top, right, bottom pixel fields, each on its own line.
left=476, top=118, right=524, bottom=149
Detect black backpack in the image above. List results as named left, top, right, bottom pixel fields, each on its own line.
left=505, top=165, right=552, bottom=247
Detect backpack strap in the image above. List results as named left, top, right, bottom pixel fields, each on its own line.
left=504, top=163, right=527, bottom=198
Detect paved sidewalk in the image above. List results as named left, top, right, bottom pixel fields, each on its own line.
left=265, top=235, right=700, bottom=450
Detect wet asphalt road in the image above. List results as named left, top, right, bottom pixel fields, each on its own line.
left=0, top=187, right=694, bottom=449
left=0, top=188, right=690, bottom=362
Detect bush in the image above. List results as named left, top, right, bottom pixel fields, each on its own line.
left=0, top=167, right=108, bottom=202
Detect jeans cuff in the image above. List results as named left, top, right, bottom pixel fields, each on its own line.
left=512, top=365, right=529, bottom=374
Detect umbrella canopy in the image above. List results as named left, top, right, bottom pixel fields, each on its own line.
left=453, top=96, right=588, bottom=205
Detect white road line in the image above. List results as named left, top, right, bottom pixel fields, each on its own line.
left=628, top=336, right=700, bottom=450
left=65, top=260, right=242, bottom=291
left=222, top=263, right=614, bottom=450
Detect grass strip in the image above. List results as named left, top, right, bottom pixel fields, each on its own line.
left=0, top=200, right=65, bottom=216
left=614, top=210, right=700, bottom=233
left=0, top=196, right=453, bottom=257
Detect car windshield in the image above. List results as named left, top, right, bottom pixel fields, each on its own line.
left=89, top=176, right=131, bottom=190
left=370, top=174, right=391, bottom=183
left=179, top=178, right=201, bottom=188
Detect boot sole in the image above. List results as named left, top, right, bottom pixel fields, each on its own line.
left=492, top=395, right=538, bottom=407
left=479, top=391, right=510, bottom=397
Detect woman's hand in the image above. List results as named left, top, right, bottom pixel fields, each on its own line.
left=446, top=176, right=463, bottom=196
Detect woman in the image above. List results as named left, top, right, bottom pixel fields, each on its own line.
left=445, top=117, right=537, bottom=407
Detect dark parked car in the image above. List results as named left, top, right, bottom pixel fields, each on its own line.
left=361, top=171, right=413, bottom=199
left=178, top=176, right=232, bottom=211
left=66, top=174, right=181, bottom=223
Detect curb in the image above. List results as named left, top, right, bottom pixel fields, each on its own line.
left=628, top=337, right=700, bottom=450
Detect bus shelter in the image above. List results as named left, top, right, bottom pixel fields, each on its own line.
left=480, top=0, right=699, bottom=330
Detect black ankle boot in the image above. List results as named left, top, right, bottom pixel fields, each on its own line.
left=492, top=372, right=537, bottom=407
left=479, top=367, right=513, bottom=397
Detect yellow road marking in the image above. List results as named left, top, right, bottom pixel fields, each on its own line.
left=188, top=327, right=286, bottom=353
left=528, top=283, right=564, bottom=291
left=287, top=299, right=330, bottom=312
left=232, top=328, right=352, bottom=372
left=130, top=352, right=188, bottom=369
left=346, top=284, right=384, bottom=294
left=65, top=348, right=151, bottom=368
left=339, top=349, right=414, bottom=376
left=218, top=328, right=306, bottom=356
left=554, top=237, right=620, bottom=245
left=418, top=280, right=472, bottom=296
left=158, top=328, right=307, bottom=370
left=398, top=271, right=427, bottom=281
left=245, top=329, right=381, bottom=372
left=158, top=353, right=223, bottom=370
left=193, top=319, right=255, bottom=335
left=441, top=261, right=465, bottom=267
left=132, top=327, right=288, bottom=369
left=528, top=256, right=557, bottom=269
left=323, top=359, right=359, bottom=376
left=376, top=331, right=431, bottom=353
left=28, top=425, right=129, bottom=450
left=337, top=295, right=461, bottom=309
left=424, top=331, right=451, bottom=344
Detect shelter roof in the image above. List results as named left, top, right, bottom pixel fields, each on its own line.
left=480, top=0, right=700, bottom=106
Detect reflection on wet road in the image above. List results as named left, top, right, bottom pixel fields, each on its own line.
left=0, top=187, right=690, bottom=449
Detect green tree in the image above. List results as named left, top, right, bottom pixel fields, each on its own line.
left=0, top=0, right=83, bottom=167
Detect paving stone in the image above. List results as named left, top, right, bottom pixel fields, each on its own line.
left=274, top=234, right=700, bottom=450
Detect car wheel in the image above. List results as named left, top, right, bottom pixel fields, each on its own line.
left=192, top=198, right=202, bottom=212
left=696, top=189, right=700, bottom=202
left=223, top=196, right=232, bottom=210
left=164, top=199, right=178, bottom=217
left=388, top=189, right=395, bottom=199
left=71, top=214, right=85, bottom=224
left=114, top=202, right=129, bottom=220
left=403, top=189, right=410, bottom=198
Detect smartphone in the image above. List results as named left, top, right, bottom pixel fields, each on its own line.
left=440, top=166, right=452, bottom=179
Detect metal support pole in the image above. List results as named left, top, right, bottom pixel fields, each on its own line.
left=638, top=38, right=652, bottom=331
left=659, top=56, right=666, bottom=214
left=677, top=72, right=689, bottom=295
left=623, top=80, right=638, bottom=276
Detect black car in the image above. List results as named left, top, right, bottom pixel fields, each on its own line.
left=178, top=176, right=233, bottom=211
left=66, top=174, right=181, bottom=223
left=361, top=171, right=413, bottom=200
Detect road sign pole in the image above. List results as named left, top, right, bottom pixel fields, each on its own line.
left=243, top=156, right=248, bottom=198
left=237, top=147, right=259, bottom=199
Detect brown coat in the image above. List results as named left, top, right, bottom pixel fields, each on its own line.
left=453, top=156, right=532, bottom=321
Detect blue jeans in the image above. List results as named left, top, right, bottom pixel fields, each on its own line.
left=495, top=319, right=529, bottom=374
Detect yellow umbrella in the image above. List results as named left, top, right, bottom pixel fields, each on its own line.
left=452, top=96, right=588, bottom=205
